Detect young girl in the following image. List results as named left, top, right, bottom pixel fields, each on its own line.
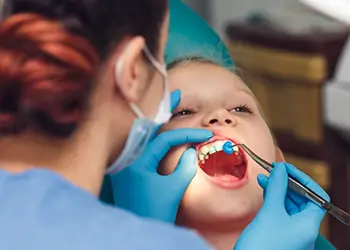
left=158, top=56, right=331, bottom=250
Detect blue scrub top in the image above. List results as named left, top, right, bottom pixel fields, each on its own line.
left=0, top=169, right=212, bottom=250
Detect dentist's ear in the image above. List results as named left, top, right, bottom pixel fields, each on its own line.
left=114, top=36, right=146, bottom=103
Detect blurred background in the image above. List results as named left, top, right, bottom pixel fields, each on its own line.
left=184, top=0, right=350, bottom=249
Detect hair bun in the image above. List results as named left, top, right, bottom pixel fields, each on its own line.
left=0, top=13, right=99, bottom=136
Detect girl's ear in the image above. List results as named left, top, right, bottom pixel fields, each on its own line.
left=275, top=147, right=285, bottom=162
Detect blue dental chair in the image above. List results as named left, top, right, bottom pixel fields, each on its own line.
left=165, top=0, right=233, bottom=69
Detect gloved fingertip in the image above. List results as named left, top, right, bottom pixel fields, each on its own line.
left=172, top=89, right=181, bottom=94
left=187, top=128, right=213, bottom=137
left=180, top=128, right=213, bottom=142
left=264, top=162, right=288, bottom=205
left=182, top=147, right=197, bottom=158
left=201, top=129, right=214, bottom=138
left=284, top=162, right=298, bottom=170
left=271, top=162, right=287, bottom=172
left=271, top=162, right=282, bottom=168
left=174, top=148, right=197, bottom=176
left=171, top=89, right=181, bottom=111
left=276, top=162, right=301, bottom=178
left=257, top=174, right=269, bottom=189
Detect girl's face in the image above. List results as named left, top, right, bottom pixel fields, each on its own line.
left=159, top=62, right=280, bottom=230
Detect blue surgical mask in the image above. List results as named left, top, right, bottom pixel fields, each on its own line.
left=105, top=46, right=171, bottom=174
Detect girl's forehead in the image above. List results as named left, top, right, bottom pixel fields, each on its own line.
left=168, top=62, right=251, bottom=94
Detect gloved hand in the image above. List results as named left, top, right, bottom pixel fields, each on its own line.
left=234, top=162, right=329, bottom=250
left=110, top=90, right=213, bottom=223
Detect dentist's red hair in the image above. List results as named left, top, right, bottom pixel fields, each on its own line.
left=0, top=13, right=99, bottom=136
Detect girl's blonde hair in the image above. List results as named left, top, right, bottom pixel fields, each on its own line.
left=167, top=56, right=278, bottom=146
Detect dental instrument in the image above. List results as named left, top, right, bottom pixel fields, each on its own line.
left=222, top=141, right=350, bottom=226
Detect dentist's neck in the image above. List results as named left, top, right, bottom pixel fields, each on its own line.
left=0, top=125, right=108, bottom=195
left=0, top=106, right=126, bottom=196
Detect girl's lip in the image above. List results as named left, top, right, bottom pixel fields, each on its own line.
left=203, top=172, right=249, bottom=190
left=195, top=134, right=235, bottom=151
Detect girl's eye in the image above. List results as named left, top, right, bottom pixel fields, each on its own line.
left=171, top=108, right=196, bottom=119
left=231, top=104, right=253, bottom=114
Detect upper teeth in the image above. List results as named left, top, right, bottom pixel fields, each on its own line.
left=198, top=140, right=239, bottom=162
left=208, top=147, right=216, bottom=154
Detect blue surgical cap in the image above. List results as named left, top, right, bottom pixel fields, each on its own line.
left=166, top=0, right=234, bottom=69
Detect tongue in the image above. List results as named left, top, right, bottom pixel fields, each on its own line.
left=213, top=164, right=246, bottom=180
left=200, top=151, right=247, bottom=181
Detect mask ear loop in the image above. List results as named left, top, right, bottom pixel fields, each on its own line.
left=114, top=54, right=145, bottom=119
left=142, top=47, right=171, bottom=124
left=142, top=46, right=167, bottom=76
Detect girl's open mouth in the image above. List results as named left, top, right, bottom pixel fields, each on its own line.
left=196, top=137, right=248, bottom=189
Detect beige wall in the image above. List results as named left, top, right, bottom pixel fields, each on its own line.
left=186, top=0, right=345, bottom=38
left=0, top=0, right=3, bottom=20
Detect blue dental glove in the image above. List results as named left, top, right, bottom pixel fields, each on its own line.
left=234, top=163, right=329, bottom=250
left=111, top=90, right=213, bottom=223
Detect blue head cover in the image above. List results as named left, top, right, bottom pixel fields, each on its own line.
left=166, top=0, right=234, bottom=69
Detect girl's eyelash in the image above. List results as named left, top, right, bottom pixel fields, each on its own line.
left=171, top=105, right=253, bottom=119
left=231, top=104, right=253, bottom=114
left=171, top=108, right=196, bottom=118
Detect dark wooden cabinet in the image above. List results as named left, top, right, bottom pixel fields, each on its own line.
left=225, top=21, right=349, bottom=249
